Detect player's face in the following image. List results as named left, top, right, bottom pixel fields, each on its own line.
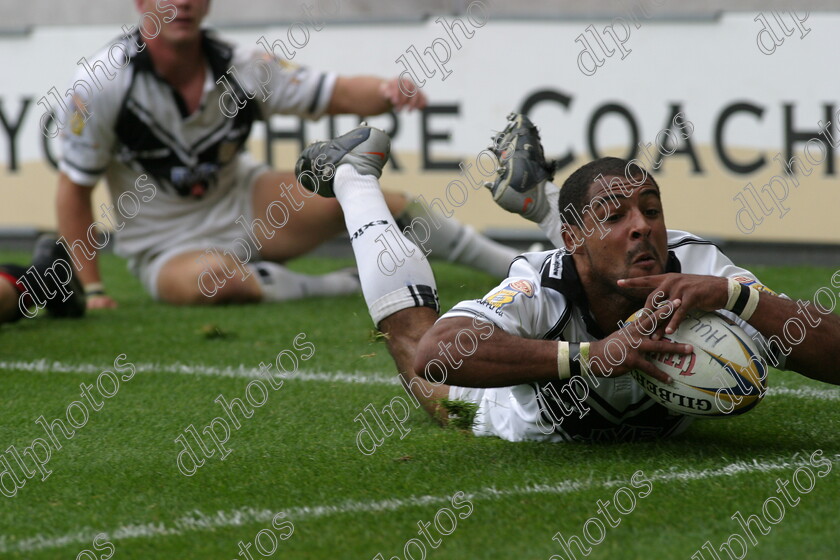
left=136, top=0, right=210, bottom=45
left=573, top=174, right=668, bottom=291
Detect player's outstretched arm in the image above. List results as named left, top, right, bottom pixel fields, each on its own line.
left=413, top=303, right=690, bottom=389
left=56, top=173, right=117, bottom=309
left=326, top=76, right=427, bottom=115
left=414, top=316, right=557, bottom=388
left=619, top=273, right=840, bottom=385
left=745, top=291, right=840, bottom=384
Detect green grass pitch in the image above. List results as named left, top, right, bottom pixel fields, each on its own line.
left=0, top=251, right=838, bottom=559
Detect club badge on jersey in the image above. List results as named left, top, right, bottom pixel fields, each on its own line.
left=486, top=279, right=535, bottom=309
left=731, top=275, right=777, bottom=295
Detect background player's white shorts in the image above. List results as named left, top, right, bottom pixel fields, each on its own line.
left=448, top=384, right=568, bottom=443
left=132, top=157, right=269, bottom=300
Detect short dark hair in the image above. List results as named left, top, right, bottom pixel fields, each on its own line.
left=558, top=157, right=657, bottom=225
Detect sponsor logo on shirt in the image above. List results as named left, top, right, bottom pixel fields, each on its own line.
left=70, top=111, right=86, bottom=135
left=732, top=275, right=777, bottom=295
left=486, top=279, right=535, bottom=309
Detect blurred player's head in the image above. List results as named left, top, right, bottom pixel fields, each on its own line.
left=559, top=157, right=668, bottom=297
left=135, top=0, right=209, bottom=46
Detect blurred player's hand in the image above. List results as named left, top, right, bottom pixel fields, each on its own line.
left=87, top=294, right=118, bottom=309
left=381, top=77, right=427, bottom=111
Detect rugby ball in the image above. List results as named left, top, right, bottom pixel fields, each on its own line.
left=625, top=310, right=768, bottom=417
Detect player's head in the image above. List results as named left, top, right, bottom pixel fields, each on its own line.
left=135, top=0, right=210, bottom=45
left=559, top=157, right=668, bottom=294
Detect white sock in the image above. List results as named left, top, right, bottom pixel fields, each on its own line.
left=398, top=197, right=518, bottom=278
left=334, top=165, right=438, bottom=325
left=248, top=262, right=360, bottom=301
left=538, top=181, right=565, bottom=249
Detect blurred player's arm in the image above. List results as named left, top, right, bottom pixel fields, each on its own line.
left=56, top=173, right=117, bottom=309
left=327, top=76, right=427, bottom=115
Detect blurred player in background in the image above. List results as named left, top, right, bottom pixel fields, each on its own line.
left=56, top=0, right=516, bottom=309
left=295, top=116, right=840, bottom=443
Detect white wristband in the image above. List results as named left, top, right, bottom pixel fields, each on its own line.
left=557, top=341, right=570, bottom=380
left=557, top=342, right=590, bottom=380
left=725, top=278, right=760, bottom=321
left=84, top=282, right=105, bottom=296
left=725, top=278, right=741, bottom=310
left=579, top=342, right=591, bottom=377
left=740, top=288, right=760, bottom=321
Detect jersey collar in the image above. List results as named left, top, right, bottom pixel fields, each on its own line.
left=131, top=29, right=234, bottom=83
left=540, top=249, right=681, bottom=338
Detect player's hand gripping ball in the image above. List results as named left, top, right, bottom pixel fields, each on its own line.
left=626, top=310, right=768, bottom=417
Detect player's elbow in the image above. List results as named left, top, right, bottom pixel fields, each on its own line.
left=413, top=320, right=454, bottom=381
left=413, top=318, right=478, bottom=384
left=413, top=328, right=442, bottom=382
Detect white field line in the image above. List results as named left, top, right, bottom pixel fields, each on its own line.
left=0, top=360, right=838, bottom=400
left=764, top=386, right=840, bottom=401
left=1, top=452, right=837, bottom=554
left=0, top=359, right=400, bottom=386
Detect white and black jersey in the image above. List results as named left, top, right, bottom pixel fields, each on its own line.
left=58, top=30, right=335, bottom=267
left=442, top=230, right=785, bottom=443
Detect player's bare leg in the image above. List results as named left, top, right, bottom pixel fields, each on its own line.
left=153, top=170, right=400, bottom=305
left=157, top=123, right=517, bottom=305
left=156, top=250, right=262, bottom=305
left=250, top=170, right=409, bottom=262
left=252, top=170, right=516, bottom=277
left=255, top=170, right=451, bottom=421
left=156, top=244, right=362, bottom=305
left=296, top=124, right=454, bottom=424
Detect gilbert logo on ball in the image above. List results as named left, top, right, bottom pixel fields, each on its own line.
left=625, top=310, right=768, bottom=417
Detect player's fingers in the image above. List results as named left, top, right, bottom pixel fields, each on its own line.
left=395, top=94, right=414, bottom=111
left=401, top=90, right=426, bottom=111
left=638, top=339, right=693, bottom=356
left=385, top=77, right=427, bottom=111
left=650, top=320, right=666, bottom=341
left=634, top=359, right=673, bottom=385
left=664, top=304, right=689, bottom=335
left=379, top=80, right=393, bottom=99
left=652, top=297, right=679, bottom=321
left=649, top=298, right=677, bottom=340
left=625, top=303, right=668, bottom=342
left=402, top=97, right=418, bottom=111
left=643, top=292, right=657, bottom=313
left=617, top=275, right=663, bottom=290
left=618, top=280, right=655, bottom=303
left=411, top=90, right=428, bottom=110
left=382, top=80, right=407, bottom=109
left=87, top=295, right=117, bottom=309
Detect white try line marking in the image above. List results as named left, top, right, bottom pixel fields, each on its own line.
left=1, top=451, right=836, bottom=554
left=0, top=360, right=837, bottom=400
left=0, top=359, right=400, bottom=386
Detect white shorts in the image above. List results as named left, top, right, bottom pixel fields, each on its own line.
left=449, top=383, right=696, bottom=443
left=448, top=384, right=568, bottom=443
left=132, top=157, right=269, bottom=300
